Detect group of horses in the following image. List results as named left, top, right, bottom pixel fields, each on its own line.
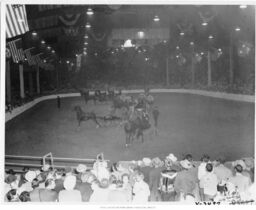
left=73, top=87, right=158, bottom=147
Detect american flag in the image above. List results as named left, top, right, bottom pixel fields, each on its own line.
left=6, top=5, right=29, bottom=38
left=24, top=47, right=36, bottom=66
left=6, top=38, right=25, bottom=63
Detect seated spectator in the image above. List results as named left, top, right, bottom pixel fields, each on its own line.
left=228, top=164, right=251, bottom=194
left=20, top=170, right=37, bottom=192
left=92, top=155, right=110, bottom=181
left=5, top=189, right=19, bottom=202
left=108, top=180, right=128, bottom=202
left=132, top=172, right=150, bottom=203
left=59, top=175, right=82, bottom=202
left=149, top=157, right=164, bottom=201
left=90, top=178, right=110, bottom=202
left=30, top=179, right=58, bottom=202
left=5, top=174, right=18, bottom=195
left=75, top=172, right=93, bottom=201
left=199, top=163, right=218, bottom=201
left=75, top=164, right=87, bottom=182
left=54, top=169, right=65, bottom=193
left=19, top=191, right=31, bottom=202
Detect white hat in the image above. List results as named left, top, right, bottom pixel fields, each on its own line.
left=180, top=159, right=192, bottom=169
left=63, top=175, right=76, bottom=190
left=142, top=158, right=151, bottom=166
left=137, top=160, right=143, bottom=166
left=25, top=171, right=37, bottom=182
left=166, top=153, right=178, bottom=162
left=76, top=164, right=87, bottom=173
left=42, top=164, right=50, bottom=171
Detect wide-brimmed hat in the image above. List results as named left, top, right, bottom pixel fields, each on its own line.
left=166, top=153, right=178, bottom=162
left=142, top=158, right=152, bottom=166
left=232, top=160, right=246, bottom=170
left=151, top=157, right=164, bottom=167
left=99, top=178, right=109, bottom=189
left=76, top=164, right=87, bottom=173
left=25, top=171, right=37, bottom=182
left=180, top=159, right=192, bottom=169
left=42, top=164, right=50, bottom=172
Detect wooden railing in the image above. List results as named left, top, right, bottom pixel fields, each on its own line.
left=5, top=154, right=108, bottom=173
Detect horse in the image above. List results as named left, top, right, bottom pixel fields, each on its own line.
left=97, top=115, right=122, bottom=126
left=123, top=111, right=151, bottom=147
left=73, top=105, right=101, bottom=128
left=152, top=106, right=160, bottom=135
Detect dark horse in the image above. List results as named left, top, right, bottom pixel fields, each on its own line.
left=73, top=105, right=101, bottom=128
left=123, top=112, right=151, bottom=147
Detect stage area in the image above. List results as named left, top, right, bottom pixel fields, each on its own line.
left=5, top=93, right=254, bottom=161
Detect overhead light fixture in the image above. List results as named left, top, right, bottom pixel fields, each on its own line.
left=153, top=15, right=160, bottom=22
left=66, top=60, right=70, bottom=64
left=200, top=52, right=204, bottom=55
left=176, top=46, right=180, bottom=50
left=94, top=53, right=98, bottom=56
left=43, top=59, right=46, bottom=63
left=208, top=35, right=214, bottom=39
left=47, top=46, right=51, bottom=50
left=122, top=39, right=135, bottom=48
left=85, top=23, right=91, bottom=29
left=84, top=35, right=89, bottom=39
left=41, top=40, right=45, bottom=44
left=32, top=31, right=37, bottom=36
left=190, top=42, right=194, bottom=45
left=83, top=52, right=87, bottom=55
left=202, top=22, right=208, bottom=26
left=137, top=31, right=145, bottom=39
left=87, top=8, right=94, bottom=15
left=180, top=32, right=185, bottom=36
left=163, top=40, right=167, bottom=43
left=145, top=58, right=149, bottom=61
left=51, top=50, right=55, bottom=53
left=235, top=27, right=241, bottom=31
left=84, top=42, right=88, bottom=45
left=218, top=48, right=222, bottom=52
left=239, top=5, right=247, bottom=9
left=176, top=55, right=179, bottom=58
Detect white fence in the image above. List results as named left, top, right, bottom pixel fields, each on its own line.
left=5, top=89, right=254, bottom=123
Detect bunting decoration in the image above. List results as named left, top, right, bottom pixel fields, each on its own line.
left=63, top=27, right=79, bottom=36
left=59, top=13, right=81, bottom=26
left=6, top=38, right=25, bottom=63
left=24, top=47, right=36, bottom=65
left=89, top=30, right=106, bottom=42
left=6, top=5, right=29, bottom=38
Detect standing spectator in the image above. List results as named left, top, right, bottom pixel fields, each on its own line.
left=121, top=173, right=132, bottom=202
left=213, top=156, right=232, bottom=183
left=75, top=172, right=93, bottom=201
left=198, top=154, right=210, bottom=200
left=149, top=157, right=164, bottom=201
left=199, top=163, right=218, bottom=201
left=229, top=164, right=251, bottom=194
left=132, top=172, right=150, bottom=203
left=54, top=169, right=65, bottom=193
left=75, top=164, right=87, bottom=182
left=59, top=175, right=82, bottom=202
left=20, top=170, right=37, bottom=192
left=139, top=158, right=153, bottom=184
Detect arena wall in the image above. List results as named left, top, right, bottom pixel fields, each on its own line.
left=5, top=89, right=254, bottom=122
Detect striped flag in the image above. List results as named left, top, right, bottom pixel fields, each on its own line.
left=6, top=5, right=29, bottom=38
left=6, top=38, right=25, bottom=63
left=24, top=47, right=36, bottom=65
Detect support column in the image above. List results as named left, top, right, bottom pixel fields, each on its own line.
left=19, top=64, right=25, bottom=98
left=6, top=60, right=11, bottom=103
left=166, top=57, right=170, bottom=87
left=191, top=48, right=195, bottom=86
left=229, top=34, right=234, bottom=85
left=207, top=51, right=212, bottom=87
left=36, top=65, right=40, bottom=94
left=29, top=72, right=33, bottom=95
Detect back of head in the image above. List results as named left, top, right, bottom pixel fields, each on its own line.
left=217, top=156, right=226, bottom=165
left=32, top=178, right=40, bottom=189
left=64, top=175, right=77, bottom=190
left=184, top=154, right=193, bottom=162
left=200, top=154, right=210, bottom=163
left=19, top=191, right=30, bottom=202
left=6, top=189, right=17, bottom=202
left=234, top=164, right=243, bottom=173
left=206, top=163, right=213, bottom=172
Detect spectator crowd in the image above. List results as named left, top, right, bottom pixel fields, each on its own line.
left=4, top=153, right=255, bottom=204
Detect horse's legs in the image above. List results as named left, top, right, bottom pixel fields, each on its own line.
left=93, top=116, right=101, bottom=128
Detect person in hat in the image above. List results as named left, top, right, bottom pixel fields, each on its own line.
left=149, top=157, right=164, bottom=201
left=5, top=189, right=19, bottom=202
left=53, top=169, right=65, bottom=193
left=58, top=175, right=82, bottom=202
left=213, top=156, right=232, bottom=183
left=138, top=158, right=153, bottom=185
left=19, top=191, right=31, bottom=202
left=198, top=154, right=211, bottom=200
left=75, top=164, right=87, bottom=182
left=75, top=172, right=93, bottom=202
left=165, top=153, right=182, bottom=172
left=199, top=163, right=218, bottom=201
left=132, top=172, right=150, bottom=203
left=20, top=170, right=37, bottom=192
left=228, top=164, right=251, bottom=194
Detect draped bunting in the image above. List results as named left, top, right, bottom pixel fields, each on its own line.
left=89, top=30, right=106, bottom=42
left=59, top=13, right=81, bottom=26
left=29, top=16, right=58, bottom=30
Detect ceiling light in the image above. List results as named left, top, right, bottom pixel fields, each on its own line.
left=176, top=46, right=180, bottom=50
left=87, top=8, right=94, bottom=15
left=94, top=53, right=98, bottom=56
left=200, top=52, right=204, bottom=55
left=41, top=40, right=45, bottom=44
left=85, top=23, right=91, bottom=29
left=153, top=15, right=160, bottom=22
left=202, top=22, right=208, bottom=26
left=51, top=50, right=55, bottom=53
left=145, top=58, right=149, bottom=61
left=218, top=48, right=222, bottom=52
left=32, top=31, right=37, bottom=36
left=163, top=40, right=167, bottom=43
left=83, top=52, right=87, bottom=55
left=239, top=5, right=247, bottom=9
left=208, top=35, right=213, bottom=39
left=66, top=60, right=70, bottom=64
left=84, top=35, right=89, bottom=39
left=235, top=27, right=241, bottom=31
left=180, top=32, right=185, bottom=36
left=84, top=42, right=88, bottom=45
left=190, top=42, right=194, bottom=45
left=137, top=31, right=145, bottom=39
left=43, top=59, right=46, bottom=63
left=47, top=46, right=51, bottom=50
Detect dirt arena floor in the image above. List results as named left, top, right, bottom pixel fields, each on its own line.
left=5, top=93, right=254, bottom=162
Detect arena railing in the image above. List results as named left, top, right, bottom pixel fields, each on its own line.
left=5, top=154, right=109, bottom=173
